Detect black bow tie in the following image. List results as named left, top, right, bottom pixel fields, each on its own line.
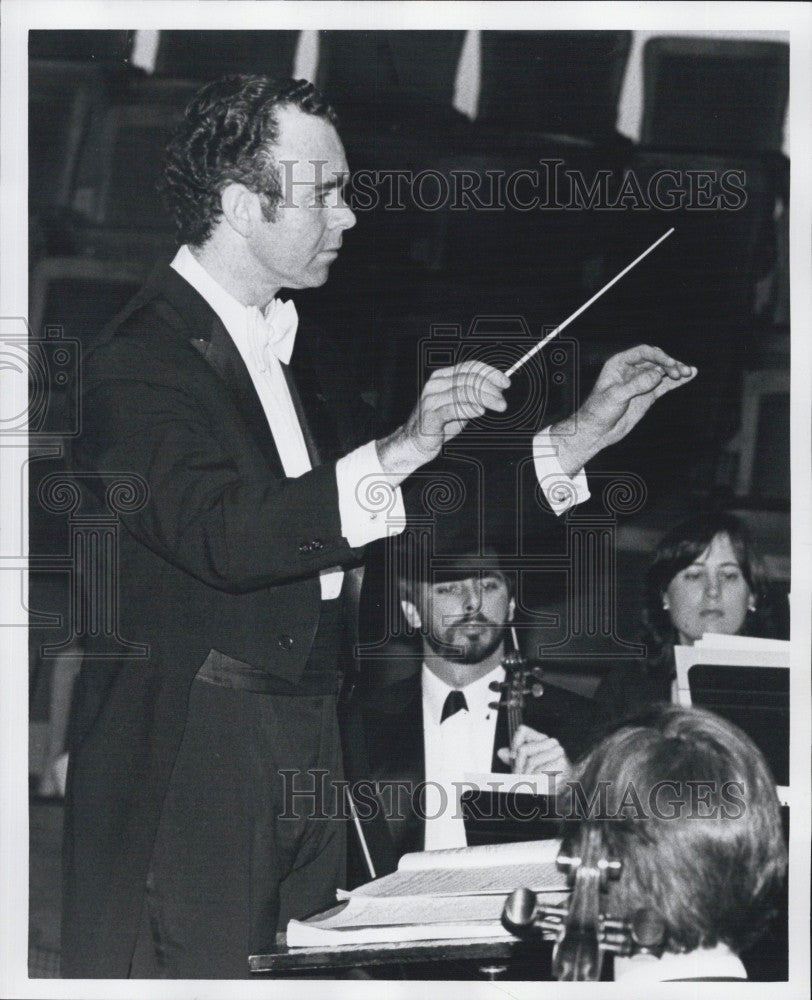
left=440, top=689, right=468, bottom=723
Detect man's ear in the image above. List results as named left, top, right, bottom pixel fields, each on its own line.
left=220, top=183, right=259, bottom=238
left=400, top=599, right=422, bottom=630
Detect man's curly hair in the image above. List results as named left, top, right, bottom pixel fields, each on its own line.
left=161, top=75, right=338, bottom=246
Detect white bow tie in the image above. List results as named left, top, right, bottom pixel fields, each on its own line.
left=247, top=298, right=299, bottom=369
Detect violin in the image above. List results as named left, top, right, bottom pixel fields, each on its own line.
left=503, top=826, right=667, bottom=981
left=488, top=627, right=546, bottom=753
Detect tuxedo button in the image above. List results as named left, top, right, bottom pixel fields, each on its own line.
left=277, top=634, right=294, bottom=650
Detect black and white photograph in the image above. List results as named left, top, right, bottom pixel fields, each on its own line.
left=1, top=1, right=810, bottom=997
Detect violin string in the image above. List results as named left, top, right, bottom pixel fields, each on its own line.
left=506, top=628, right=524, bottom=756
left=508, top=704, right=521, bottom=751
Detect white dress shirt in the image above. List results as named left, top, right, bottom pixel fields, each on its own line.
left=614, top=943, right=747, bottom=984
left=421, top=662, right=507, bottom=851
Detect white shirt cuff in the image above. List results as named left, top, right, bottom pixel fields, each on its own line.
left=532, top=428, right=590, bottom=515
left=336, top=441, right=406, bottom=547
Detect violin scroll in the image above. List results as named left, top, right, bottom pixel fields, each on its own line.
left=501, top=827, right=667, bottom=981
left=487, top=653, right=545, bottom=731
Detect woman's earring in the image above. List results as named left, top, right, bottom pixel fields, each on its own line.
left=748, top=600, right=757, bottom=613
left=662, top=598, right=670, bottom=610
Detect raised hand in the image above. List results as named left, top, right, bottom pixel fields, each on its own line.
left=497, top=723, right=571, bottom=777
left=548, top=345, right=697, bottom=476
left=376, top=360, right=511, bottom=481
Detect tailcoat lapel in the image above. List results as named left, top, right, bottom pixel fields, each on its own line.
left=285, top=330, right=343, bottom=465
left=145, top=265, right=286, bottom=476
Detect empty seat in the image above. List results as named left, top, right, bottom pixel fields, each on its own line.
left=70, top=77, right=201, bottom=233
left=27, top=256, right=151, bottom=566
left=718, top=365, right=790, bottom=504
left=641, top=36, right=788, bottom=153
left=29, top=29, right=133, bottom=63
left=319, top=30, right=466, bottom=110
left=477, top=31, right=632, bottom=140
left=153, top=30, right=299, bottom=81
left=29, top=60, right=107, bottom=216
left=618, top=148, right=784, bottom=331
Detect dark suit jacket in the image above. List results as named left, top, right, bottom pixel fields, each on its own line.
left=342, top=663, right=608, bottom=879
left=62, top=262, right=378, bottom=976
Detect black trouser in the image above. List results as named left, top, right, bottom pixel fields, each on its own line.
left=130, top=604, right=346, bottom=979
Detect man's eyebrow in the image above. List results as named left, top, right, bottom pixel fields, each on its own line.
left=430, top=573, right=504, bottom=586
left=314, top=175, right=348, bottom=194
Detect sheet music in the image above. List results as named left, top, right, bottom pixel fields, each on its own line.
left=696, top=633, right=791, bottom=651
left=459, top=771, right=559, bottom=796
left=350, top=860, right=566, bottom=899
left=397, top=835, right=562, bottom=871
left=301, top=893, right=513, bottom=929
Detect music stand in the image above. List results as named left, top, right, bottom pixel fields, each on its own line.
left=674, top=644, right=789, bottom=802
left=459, top=773, right=563, bottom=848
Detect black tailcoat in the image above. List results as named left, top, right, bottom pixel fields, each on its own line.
left=62, top=263, right=375, bottom=976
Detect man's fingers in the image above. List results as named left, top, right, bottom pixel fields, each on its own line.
left=394, top=361, right=512, bottom=472
left=649, top=366, right=697, bottom=398
left=421, top=379, right=509, bottom=441
left=514, top=744, right=569, bottom=774
left=613, top=362, right=696, bottom=403
left=434, top=400, right=488, bottom=425
left=424, top=362, right=511, bottom=414
left=427, top=360, right=510, bottom=389
left=629, top=358, right=697, bottom=383
left=453, top=363, right=511, bottom=413
left=458, top=360, right=511, bottom=390
left=451, top=382, right=508, bottom=410
left=511, top=728, right=557, bottom=771
left=511, top=724, right=553, bottom=748
left=617, top=365, right=664, bottom=398
left=612, top=344, right=695, bottom=379
left=502, top=727, right=570, bottom=775
left=518, top=752, right=568, bottom=775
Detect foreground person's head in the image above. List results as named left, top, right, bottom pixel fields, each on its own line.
left=559, top=704, right=786, bottom=958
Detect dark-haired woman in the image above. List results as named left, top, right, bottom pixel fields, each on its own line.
left=595, top=512, right=775, bottom=725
